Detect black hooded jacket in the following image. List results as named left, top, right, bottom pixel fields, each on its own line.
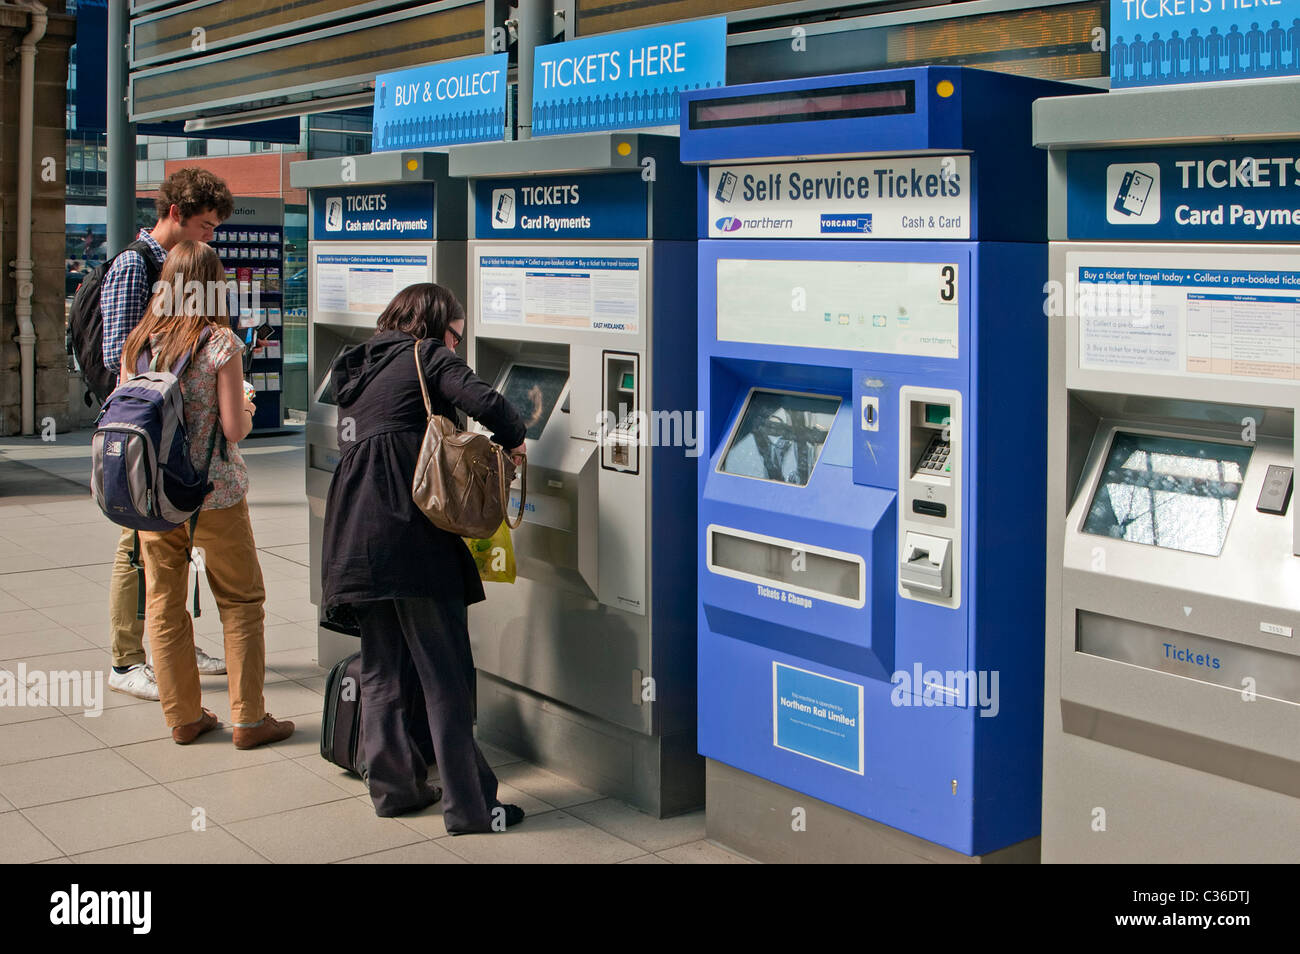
left=320, top=331, right=527, bottom=618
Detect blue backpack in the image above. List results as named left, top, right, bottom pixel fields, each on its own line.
left=92, top=328, right=225, bottom=618
left=91, top=327, right=220, bottom=532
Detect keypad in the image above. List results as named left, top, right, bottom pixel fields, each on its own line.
left=917, top=433, right=952, bottom=475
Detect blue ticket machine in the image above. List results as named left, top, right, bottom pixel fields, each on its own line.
left=683, top=67, right=1087, bottom=861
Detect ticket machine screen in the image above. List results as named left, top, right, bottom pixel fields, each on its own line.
left=721, top=390, right=839, bottom=486
left=501, top=364, right=568, bottom=440
left=1082, top=431, right=1253, bottom=557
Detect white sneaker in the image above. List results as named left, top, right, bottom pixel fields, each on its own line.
left=195, top=646, right=227, bottom=675
left=108, top=664, right=160, bottom=702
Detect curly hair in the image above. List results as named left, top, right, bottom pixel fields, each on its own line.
left=155, top=168, right=235, bottom=222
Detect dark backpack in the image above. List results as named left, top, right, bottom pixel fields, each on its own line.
left=69, top=239, right=161, bottom=405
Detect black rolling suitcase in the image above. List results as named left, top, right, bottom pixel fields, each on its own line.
left=320, top=651, right=436, bottom=776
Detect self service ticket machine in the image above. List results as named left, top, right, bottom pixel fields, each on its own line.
left=1036, top=80, right=1300, bottom=862
left=445, top=134, right=701, bottom=816
left=683, top=67, right=1087, bottom=862
left=290, top=153, right=466, bottom=669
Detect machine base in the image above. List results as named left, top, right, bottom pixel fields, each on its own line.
left=705, top=759, right=1040, bottom=864
left=476, top=673, right=704, bottom=818
left=318, top=625, right=358, bottom=672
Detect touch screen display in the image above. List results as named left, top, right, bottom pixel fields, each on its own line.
left=721, top=390, right=840, bottom=487
left=1083, top=431, right=1253, bottom=556
left=501, top=365, right=568, bottom=440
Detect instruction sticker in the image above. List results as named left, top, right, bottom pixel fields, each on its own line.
left=1071, top=250, right=1300, bottom=382
left=477, top=246, right=644, bottom=334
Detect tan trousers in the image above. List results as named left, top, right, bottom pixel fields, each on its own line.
left=110, top=527, right=147, bottom=668
left=137, top=498, right=268, bottom=728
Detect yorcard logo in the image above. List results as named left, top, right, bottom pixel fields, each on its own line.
left=491, top=188, right=516, bottom=229
left=324, top=197, right=343, bottom=232
left=1106, top=163, right=1161, bottom=225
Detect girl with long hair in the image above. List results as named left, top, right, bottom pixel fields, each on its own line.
left=123, top=240, right=294, bottom=749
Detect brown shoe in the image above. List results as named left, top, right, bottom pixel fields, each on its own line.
left=172, top=708, right=220, bottom=745
left=233, top=713, right=295, bottom=750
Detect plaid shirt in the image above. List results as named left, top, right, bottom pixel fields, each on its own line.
left=100, top=229, right=167, bottom=377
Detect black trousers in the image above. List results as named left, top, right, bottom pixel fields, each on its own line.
left=354, top=597, right=499, bottom=832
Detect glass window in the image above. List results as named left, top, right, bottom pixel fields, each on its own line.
left=720, top=390, right=840, bottom=486
left=1083, top=431, right=1253, bottom=556
left=187, top=139, right=207, bottom=157
left=500, top=365, right=568, bottom=440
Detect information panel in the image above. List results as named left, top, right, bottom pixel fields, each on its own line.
left=477, top=246, right=645, bottom=334
left=1070, top=250, right=1300, bottom=382
left=314, top=251, right=432, bottom=317
left=717, top=258, right=960, bottom=359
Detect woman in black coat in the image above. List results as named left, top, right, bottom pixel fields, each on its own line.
left=320, top=283, right=527, bottom=832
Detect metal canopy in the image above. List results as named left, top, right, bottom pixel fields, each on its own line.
left=1034, top=77, right=1300, bottom=149
left=446, top=131, right=675, bottom=177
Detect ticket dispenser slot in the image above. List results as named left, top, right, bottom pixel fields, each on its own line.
left=898, top=385, right=961, bottom=607
left=602, top=351, right=640, bottom=474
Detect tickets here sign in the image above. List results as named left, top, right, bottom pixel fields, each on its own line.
left=532, top=17, right=726, bottom=136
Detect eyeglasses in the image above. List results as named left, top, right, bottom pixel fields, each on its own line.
left=446, top=324, right=464, bottom=346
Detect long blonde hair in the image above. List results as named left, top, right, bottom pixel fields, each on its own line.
left=121, top=241, right=231, bottom=377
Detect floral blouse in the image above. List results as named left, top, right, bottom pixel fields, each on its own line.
left=146, top=326, right=249, bottom=510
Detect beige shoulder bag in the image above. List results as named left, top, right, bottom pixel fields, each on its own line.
left=410, top=341, right=526, bottom=539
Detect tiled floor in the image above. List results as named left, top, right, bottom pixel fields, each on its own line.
left=0, top=430, right=750, bottom=864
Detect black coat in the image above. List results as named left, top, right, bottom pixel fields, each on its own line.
left=320, top=331, right=527, bottom=621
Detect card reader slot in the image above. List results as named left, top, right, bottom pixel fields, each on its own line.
left=912, top=499, right=947, bottom=518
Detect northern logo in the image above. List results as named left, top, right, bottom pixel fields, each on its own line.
left=715, top=216, right=743, bottom=233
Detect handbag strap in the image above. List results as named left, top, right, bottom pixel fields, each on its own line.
left=413, top=338, right=433, bottom=417
left=501, top=449, right=527, bottom=530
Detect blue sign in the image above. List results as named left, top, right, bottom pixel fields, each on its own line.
left=474, top=174, right=648, bottom=239
left=1110, top=0, right=1300, bottom=88
left=311, top=184, right=436, bottom=240
left=532, top=17, right=727, bottom=136
left=773, top=663, right=864, bottom=774
left=373, top=54, right=508, bottom=150
left=1067, top=143, right=1300, bottom=241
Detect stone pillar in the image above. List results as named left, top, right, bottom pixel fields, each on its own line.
left=0, top=6, right=75, bottom=435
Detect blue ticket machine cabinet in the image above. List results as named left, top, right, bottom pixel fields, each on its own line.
left=683, top=67, right=1088, bottom=862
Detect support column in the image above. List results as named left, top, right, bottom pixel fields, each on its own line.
left=106, top=0, right=135, bottom=255
left=513, top=0, right=552, bottom=141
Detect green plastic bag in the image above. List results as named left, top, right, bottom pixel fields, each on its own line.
left=463, top=521, right=516, bottom=584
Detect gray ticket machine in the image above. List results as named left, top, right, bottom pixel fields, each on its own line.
left=446, top=134, right=701, bottom=816
left=1035, top=79, right=1300, bottom=861
left=289, top=153, right=466, bottom=669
